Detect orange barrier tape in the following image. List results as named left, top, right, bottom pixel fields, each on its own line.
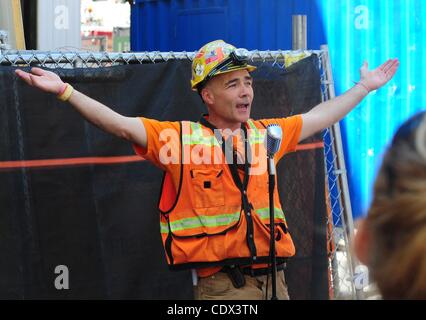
left=0, top=155, right=145, bottom=169
left=295, top=141, right=324, bottom=151
left=0, top=142, right=323, bottom=170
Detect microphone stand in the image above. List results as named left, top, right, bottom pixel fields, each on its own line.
left=267, top=156, right=278, bottom=300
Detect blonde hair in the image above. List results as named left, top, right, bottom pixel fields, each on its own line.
left=366, top=111, right=426, bottom=299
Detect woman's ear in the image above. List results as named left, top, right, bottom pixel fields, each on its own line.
left=354, top=218, right=371, bottom=265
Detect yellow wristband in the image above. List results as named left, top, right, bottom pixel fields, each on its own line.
left=57, top=83, right=74, bottom=101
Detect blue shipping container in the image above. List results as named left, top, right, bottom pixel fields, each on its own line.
left=130, top=0, right=326, bottom=51
left=318, top=0, right=426, bottom=218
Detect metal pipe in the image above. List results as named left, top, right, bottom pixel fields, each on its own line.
left=292, top=15, right=307, bottom=50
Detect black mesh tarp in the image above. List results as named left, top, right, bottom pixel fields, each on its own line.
left=0, top=55, right=327, bottom=299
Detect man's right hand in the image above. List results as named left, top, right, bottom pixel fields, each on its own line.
left=15, top=67, right=65, bottom=95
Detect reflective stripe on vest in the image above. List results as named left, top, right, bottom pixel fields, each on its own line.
left=160, top=210, right=240, bottom=234
left=182, top=120, right=265, bottom=148
left=182, top=122, right=220, bottom=147
left=247, top=119, right=266, bottom=145
left=160, top=207, right=286, bottom=234
left=255, top=207, right=286, bottom=223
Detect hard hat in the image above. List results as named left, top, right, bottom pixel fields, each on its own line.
left=191, top=40, right=256, bottom=90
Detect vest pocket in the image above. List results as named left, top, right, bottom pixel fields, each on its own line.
left=190, top=168, right=225, bottom=208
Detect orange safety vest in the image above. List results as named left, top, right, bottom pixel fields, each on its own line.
left=158, top=117, right=295, bottom=270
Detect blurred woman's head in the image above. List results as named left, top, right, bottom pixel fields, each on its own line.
left=355, top=111, right=426, bottom=299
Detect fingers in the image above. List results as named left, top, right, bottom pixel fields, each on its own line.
left=364, top=59, right=399, bottom=75
left=379, top=59, right=393, bottom=72
left=30, top=67, right=46, bottom=76
left=380, top=59, right=394, bottom=73
left=28, top=73, right=41, bottom=87
left=378, top=59, right=399, bottom=79
left=15, top=69, right=26, bottom=78
left=386, top=59, right=400, bottom=78
left=376, top=59, right=399, bottom=88
left=15, top=68, right=45, bottom=89
left=15, top=69, right=34, bottom=86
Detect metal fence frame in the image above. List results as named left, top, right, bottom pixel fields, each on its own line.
left=0, top=48, right=359, bottom=300
left=319, top=46, right=362, bottom=300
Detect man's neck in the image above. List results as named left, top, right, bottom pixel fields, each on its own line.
left=207, top=114, right=242, bottom=132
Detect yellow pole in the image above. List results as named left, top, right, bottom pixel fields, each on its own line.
left=11, top=0, right=26, bottom=49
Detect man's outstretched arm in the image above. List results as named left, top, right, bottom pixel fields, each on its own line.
left=299, top=59, right=400, bottom=142
left=15, top=67, right=147, bottom=148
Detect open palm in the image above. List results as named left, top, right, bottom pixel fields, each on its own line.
left=15, top=67, right=64, bottom=94
left=360, top=59, right=399, bottom=92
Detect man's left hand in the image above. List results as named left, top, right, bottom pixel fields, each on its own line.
left=359, top=59, right=400, bottom=92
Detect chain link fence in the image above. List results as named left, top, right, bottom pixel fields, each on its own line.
left=319, top=48, right=362, bottom=300
left=0, top=48, right=358, bottom=299
left=0, top=30, right=11, bottom=51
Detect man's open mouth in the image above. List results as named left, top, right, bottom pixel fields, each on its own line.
left=236, top=104, right=249, bottom=109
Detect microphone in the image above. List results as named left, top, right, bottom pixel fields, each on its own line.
left=266, top=124, right=282, bottom=158
left=265, top=123, right=282, bottom=300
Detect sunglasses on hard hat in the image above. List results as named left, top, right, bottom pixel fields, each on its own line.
left=201, top=48, right=250, bottom=84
